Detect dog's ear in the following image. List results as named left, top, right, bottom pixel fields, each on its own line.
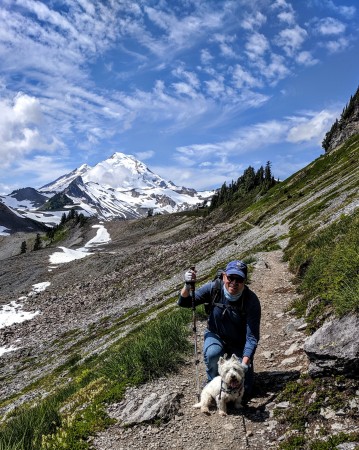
left=218, top=356, right=225, bottom=366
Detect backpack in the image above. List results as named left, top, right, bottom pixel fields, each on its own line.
left=204, top=269, right=247, bottom=317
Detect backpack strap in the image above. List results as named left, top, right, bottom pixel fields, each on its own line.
left=204, top=277, right=223, bottom=314
left=210, top=285, right=248, bottom=317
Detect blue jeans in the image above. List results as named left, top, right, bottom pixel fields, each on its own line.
left=203, top=330, right=254, bottom=397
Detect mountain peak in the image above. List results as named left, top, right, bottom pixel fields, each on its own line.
left=83, top=152, right=162, bottom=190
left=6, top=152, right=214, bottom=221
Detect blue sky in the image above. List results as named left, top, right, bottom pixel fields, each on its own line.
left=0, top=0, right=358, bottom=193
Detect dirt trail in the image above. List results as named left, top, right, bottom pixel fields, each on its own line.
left=92, top=249, right=308, bottom=450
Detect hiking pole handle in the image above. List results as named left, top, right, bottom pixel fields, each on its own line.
left=188, top=265, right=196, bottom=312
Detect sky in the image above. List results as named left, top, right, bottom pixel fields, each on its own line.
left=0, top=0, right=358, bottom=193
left=0, top=223, right=110, bottom=355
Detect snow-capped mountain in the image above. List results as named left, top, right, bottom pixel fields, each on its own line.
left=40, top=164, right=91, bottom=192
left=1, top=153, right=214, bottom=227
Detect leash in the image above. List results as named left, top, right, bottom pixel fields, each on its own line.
left=189, top=266, right=201, bottom=402
left=219, top=380, right=249, bottom=448
left=241, top=412, right=249, bottom=448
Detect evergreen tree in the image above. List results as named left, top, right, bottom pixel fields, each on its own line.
left=60, top=213, right=67, bottom=225
left=255, top=166, right=264, bottom=186
left=68, top=208, right=75, bottom=220
left=78, top=213, right=86, bottom=227
left=33, top=233, right=42, bottom=251
left=20, top=241, right=27, bottom=254
left=242, top=166, right=256, bottom=191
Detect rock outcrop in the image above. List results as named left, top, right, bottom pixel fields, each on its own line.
left=304, top=313, right=359, bottom=378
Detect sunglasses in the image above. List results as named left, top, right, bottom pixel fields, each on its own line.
left=226, top=275, right=244, bottom=284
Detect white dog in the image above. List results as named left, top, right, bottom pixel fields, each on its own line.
left=193, top=354, right=246, bottom=416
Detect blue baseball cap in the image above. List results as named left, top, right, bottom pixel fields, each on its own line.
left=225, top=260, right=247, bottom=279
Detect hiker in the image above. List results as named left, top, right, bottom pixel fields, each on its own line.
left=178, top=260, right=261, bottom=403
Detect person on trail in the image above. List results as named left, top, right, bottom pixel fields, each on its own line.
left=178, top=260, right=261, bottom=404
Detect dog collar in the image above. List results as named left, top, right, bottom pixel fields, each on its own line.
left=220, top=379, right=243, bottom=395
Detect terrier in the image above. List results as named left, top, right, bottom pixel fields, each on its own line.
left=193, top=354, right=246, bottom=416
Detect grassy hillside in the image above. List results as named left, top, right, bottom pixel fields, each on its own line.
left=0, top=135, right=358, bottom=449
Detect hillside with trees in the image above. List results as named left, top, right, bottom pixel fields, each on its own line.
left=322, top=84, right=359, bottom=152
left=209, top=161, right=276, bottom=211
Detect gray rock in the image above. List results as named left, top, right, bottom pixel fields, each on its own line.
left=304, top=313, right=359, bottom=378
left=336, top=443, right=359, bottom=450
left=117, top=391, right=183, bottom=426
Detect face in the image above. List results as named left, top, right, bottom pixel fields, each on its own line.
left=223, top=273, right=245, bottom=295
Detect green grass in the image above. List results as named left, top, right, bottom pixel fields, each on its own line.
left=278, top=432, right=359, bottom=450
left=0, top=308, right=192, bottom=450
left=285, top=209, right=359, bottom=324
left=275, top=375, right=359, bottom=449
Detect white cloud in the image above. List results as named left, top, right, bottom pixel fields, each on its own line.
left=144, top=5, right=223, bottom=54
left=175, top=108, right=337, bottom=166
left=0, top=93, right=60, bottom=167
left=287, top=110, right=337, bottom=144
left=214, top=33, right=237, bottom=58
left=245, top=32, right=270, bottom=59
left=232, top=64, right=262, bottom=89
left=172, top=66, right=200, bottom=89
left=205, top=77, right=226, bottom=98
left=274, top=25, right=308, bottom=56
left=271, top=0, right=292, bottom=9
left=315, top=17, right=346, bottom=35
left=172, top=82, right=199, bottom=98
left=200, top=49, right=214, bottom=64
left=175, top=120, right=288, bottom=162
left=135, top=150, right=154, bottom=161
left=277, top=11, right=296, bottom=24
left=296, top=51, right=319, bottom=66
left=8, top=155, right=74, bottom=188
left=324, top=37, right=350, bottom=53
left=323, top=0, right=356, bottom=19
left=259, top=53, right=291, bottom=84
left=241, top=11, right=267, bottom=30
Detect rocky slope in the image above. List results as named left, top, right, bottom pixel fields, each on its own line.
left=0, top=135, right=358, bottom=449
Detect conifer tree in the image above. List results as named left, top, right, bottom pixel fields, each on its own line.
left=33, top=233, right=42, bottom=251
left=20, top=241, right=27, bottom=254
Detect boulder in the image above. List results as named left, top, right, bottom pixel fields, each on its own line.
left=116, top=391, right=182, bottom=426
left=304, top=313, right=359, bottom=378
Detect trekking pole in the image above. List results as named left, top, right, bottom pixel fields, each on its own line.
left=189, top=265, right=201, bottom=402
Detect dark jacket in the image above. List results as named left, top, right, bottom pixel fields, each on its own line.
left=178, top=281, right=261, bottom=360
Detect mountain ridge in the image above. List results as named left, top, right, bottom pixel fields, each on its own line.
left=0, top=152, right=214, bottom=230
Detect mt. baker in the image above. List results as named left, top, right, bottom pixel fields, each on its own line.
left=1, top=153, right=214, bottom=225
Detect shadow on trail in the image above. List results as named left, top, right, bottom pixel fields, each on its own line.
left=253, top=369, right=301, bottom=397
left=232, top=369, right=301, bottom=422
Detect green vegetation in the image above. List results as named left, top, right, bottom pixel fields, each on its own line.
left=46, top=208, right=87, bottom=244
left=33, top=233, right=42, bottom=251
left=42, top=192, right=74, bottom=210
left=285, top=209, right=359, bottom=327
left=278, top=432, right=359, bottom=450
left=275, top=375, right=359, bottom=449
left=0, top=308, right=191, bottom=450
left=209, top=161, right=277, bottom=212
